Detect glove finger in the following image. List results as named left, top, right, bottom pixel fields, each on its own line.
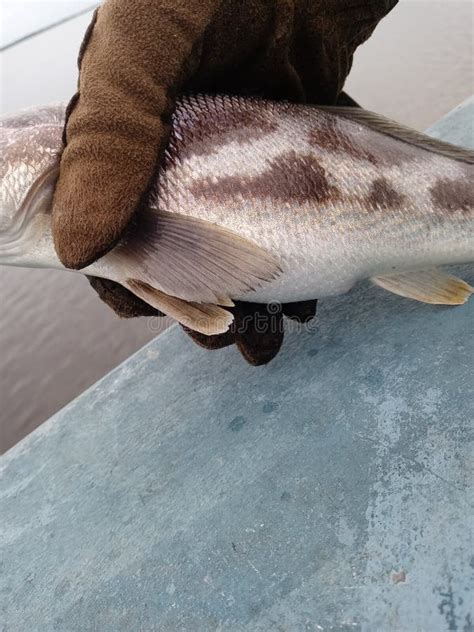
left=52, top=0, right=221, bottom=269
left=181, top=325, right=236, bottom=350
left=297, top=1, right=397, bottom=105
left=88, top=276, right=164, bottom=318
left=233, top=302, right=284, bottom=366
left=282, top=299, right=317, bottom=323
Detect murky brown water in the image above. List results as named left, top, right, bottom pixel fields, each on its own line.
left=1, top=1, right=473, bottom=452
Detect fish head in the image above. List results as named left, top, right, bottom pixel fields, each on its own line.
left=0, top=105, right=65, bottom=265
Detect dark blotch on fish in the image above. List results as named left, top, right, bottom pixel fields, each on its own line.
left=190, top=151, right=339, bottom=205
left=309, top=117, right=378, bottom=164
left=166, top=95, right=278, bottom=162
left=308, top=116, right=418, bottom=167
left=430, top=176, right=473, bottom=214
left=367, top=177, right=406, bottom=210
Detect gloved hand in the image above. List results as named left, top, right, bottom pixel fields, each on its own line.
left=52, top=0, right=398, bottom=365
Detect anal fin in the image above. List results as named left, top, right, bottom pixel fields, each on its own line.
left=126, top=279, right=233, bottom=335
left=371, top=268, right=473, bottom=305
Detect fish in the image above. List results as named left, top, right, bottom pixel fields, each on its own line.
left=1, top=94, right=473, bottom=335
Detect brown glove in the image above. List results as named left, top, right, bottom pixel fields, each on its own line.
left=53, top=0, right=398, bottom=364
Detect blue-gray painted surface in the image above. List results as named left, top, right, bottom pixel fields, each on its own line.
left=1, top=100, right=473, bottom=632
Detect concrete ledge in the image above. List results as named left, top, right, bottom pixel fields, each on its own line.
left=1, top=99, right=473, bottom=632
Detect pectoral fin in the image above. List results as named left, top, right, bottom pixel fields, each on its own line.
left=371, top=269, right=473, bottom=305
left=110, top=209, right=281, bottom=305
left=126, top=279, right=233, bottom=335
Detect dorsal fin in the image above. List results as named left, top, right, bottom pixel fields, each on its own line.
left=318, top=106, right=474, bottom=164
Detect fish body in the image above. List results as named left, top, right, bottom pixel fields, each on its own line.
left=142, top=96, right=474, bottom=303
left=1, top=95, right=473, bottom=334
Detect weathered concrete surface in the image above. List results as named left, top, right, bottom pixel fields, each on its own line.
left=1, top=100, right=473, bottom=632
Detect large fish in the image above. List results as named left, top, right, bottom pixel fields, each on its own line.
left=1, top=94, right=473, bottom=335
